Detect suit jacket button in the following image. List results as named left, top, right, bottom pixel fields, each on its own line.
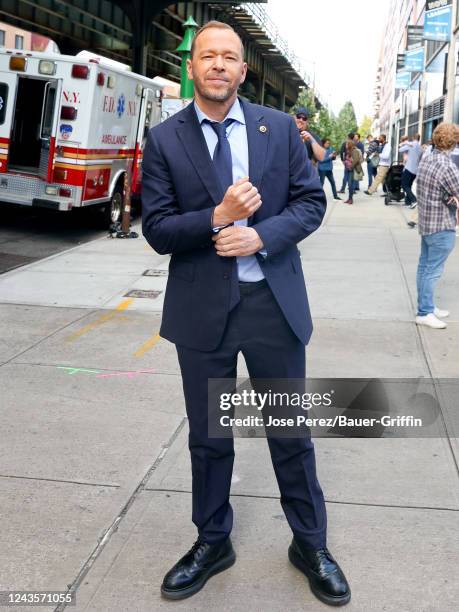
left=223, top=273, right=229, bottom=280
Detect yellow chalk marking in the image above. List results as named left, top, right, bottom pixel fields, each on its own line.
left=66, top=299, right=133, bottom=341
left=134, top=332, right=161, bottom=358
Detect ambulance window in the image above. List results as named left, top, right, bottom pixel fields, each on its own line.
left=145, top=101, right=152, bottom=126
left=0, top=83, right=7, bottom=125
left=41, top=84, right=56, bottom=138
left=143, top=101, right=152, bottom=139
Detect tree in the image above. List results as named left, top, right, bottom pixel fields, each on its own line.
left=293, top=87, right=318, bottom=121
left=358, top=115, right=373, bottom=139
left=334, top=101, right=358, bottom=148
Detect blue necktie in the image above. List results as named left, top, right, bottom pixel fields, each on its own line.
left=205, top=118, right=240, bottom=310
left=207, top=118, right=235, bottom=193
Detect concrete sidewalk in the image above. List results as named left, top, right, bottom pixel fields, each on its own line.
left=0, top=172, right=458, bottom=612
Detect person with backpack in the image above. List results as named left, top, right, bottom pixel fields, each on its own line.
left=338, top=132, right=355, bottom=193
left=343, top=140, right=363, bottom=205
left=353, top=133, right=365, bottom=191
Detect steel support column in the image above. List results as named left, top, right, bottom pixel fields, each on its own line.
left=113, top=0, right=172, bottom=74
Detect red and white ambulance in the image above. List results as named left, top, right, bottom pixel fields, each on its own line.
left=0, top=49, right=162, bottom=226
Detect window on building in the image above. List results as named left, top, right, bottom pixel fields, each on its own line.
left=15, top=35, right=24, bottom=50
left=0, top=30, right=5, bottom=47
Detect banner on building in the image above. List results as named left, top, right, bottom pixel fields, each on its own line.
left=407, top=25, right=424, bottom=49
left=405, top=46, right=425, bottom=71
left=397, top=53, right=406, bottom=71
left=395, top=71, right=412, bottom=89
left=423, top=0, right=452, bottom=42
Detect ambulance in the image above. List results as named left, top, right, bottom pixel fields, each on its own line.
left=0, top=49, right=162, bottom=226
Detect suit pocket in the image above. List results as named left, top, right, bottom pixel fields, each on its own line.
left=169, top=260, right=195, bottom=282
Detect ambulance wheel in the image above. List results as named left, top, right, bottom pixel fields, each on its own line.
left=104, top=183, right=124, bottom=227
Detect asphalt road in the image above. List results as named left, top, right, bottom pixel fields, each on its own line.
left=0, top=203, right=141, bottom=274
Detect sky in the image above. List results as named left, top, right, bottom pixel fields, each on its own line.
left=266, top=0, right=392, bottom=122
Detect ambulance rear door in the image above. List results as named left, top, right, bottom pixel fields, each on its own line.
left=38, top=78, right=63, bottom=182
left=0, top=71, right=17, bottom=173
left=132, top=87, right=156, bottom=192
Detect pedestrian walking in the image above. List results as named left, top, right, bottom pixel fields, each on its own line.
left=318, top=138, right=341, bottom=201
left=364, top=134, right=391, bottom=195
left=353, top=133, right=365, bottom=191
left=399, top=133, right=423, bottom=208
left=365, top=135, right=379, bottom=189
left=415, top=123, right=459, bottom=329
left=142, top=20, right=350, bottom=606
left=338, top=132, right=355, bottom=193
left=343, top=140, right=362, bottom=205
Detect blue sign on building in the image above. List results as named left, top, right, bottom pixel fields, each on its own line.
left=395, top=71, right=411, bottom=89
left=405, top=46, right=424, bottom=72
left=423, top=4, right=452, bottom=42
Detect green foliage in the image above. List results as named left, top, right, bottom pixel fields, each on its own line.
left=358, top=115, right=373, bottom=139
left=293, top=87, right=318, bottom=118
left=333, top=101, right=358, bottom=148
left=292, top=91, right=359, bottom=150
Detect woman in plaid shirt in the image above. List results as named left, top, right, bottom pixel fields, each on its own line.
left=415, top=123, right=459, bottom=329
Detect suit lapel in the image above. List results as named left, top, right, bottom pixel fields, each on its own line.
left=240, top=99, right=269, bottom=226
left=176, top=103, right=224, bottom=205
left=240, top=98, right=269, bottom=190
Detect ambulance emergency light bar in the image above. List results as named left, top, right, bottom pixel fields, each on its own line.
left=8, top=53, right=88, bottom=79
left=71, top=65, right=90, bottom=79
left=9, top=56, right=27, bottom=71
left=39, top=60, right=57, bottom=75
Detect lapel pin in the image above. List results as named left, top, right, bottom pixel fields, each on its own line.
left=259, top=125, right=267, bottom=133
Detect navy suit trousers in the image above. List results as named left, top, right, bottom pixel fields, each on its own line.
left=176, top=281, right=327, bottom=550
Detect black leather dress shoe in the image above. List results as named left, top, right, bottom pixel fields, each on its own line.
left=161, top=538, right=235, bottom=600
left=288, top=539, right=351, bottom=606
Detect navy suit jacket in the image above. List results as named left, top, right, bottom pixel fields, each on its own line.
left=141, top=98, right=326, bottom=352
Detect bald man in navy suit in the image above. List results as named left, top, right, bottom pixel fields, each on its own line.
left=142, top=20, right=350, bottom=607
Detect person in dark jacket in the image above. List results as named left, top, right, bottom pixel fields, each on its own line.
left=293, top=107, right=326, bottom=164
left=343, top=140, right=362, bottom=205
left=318, top=138, right=341, bottom=200
left=142, top=20, right=350, bottom=606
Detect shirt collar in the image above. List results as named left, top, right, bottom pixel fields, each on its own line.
left=194, top=97, right=245, bottom=126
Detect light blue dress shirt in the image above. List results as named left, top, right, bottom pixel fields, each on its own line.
left=194, top=99, right=264, bottom=282
left=399, top=141, right=423, bottom=175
